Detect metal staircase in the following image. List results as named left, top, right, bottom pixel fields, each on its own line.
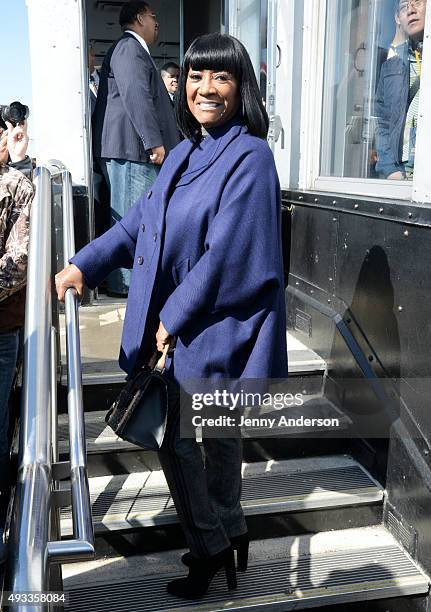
left=3, top=163, right=429, bottom=611
left=56, top=300, right=428, bottom=611
left=64, top=528, right=429, bottom=612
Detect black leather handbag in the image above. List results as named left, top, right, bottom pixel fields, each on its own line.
left=105, top=345, right=172, bottom=450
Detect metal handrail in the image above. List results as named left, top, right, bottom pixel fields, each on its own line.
left=4, top=161, right=94, bottom=609
left=47, top=168, right=94, bottom=562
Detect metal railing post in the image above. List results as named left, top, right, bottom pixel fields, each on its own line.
left=3, top=162, right=94, bottom=610
left=4, top=167, right=53, bottom=610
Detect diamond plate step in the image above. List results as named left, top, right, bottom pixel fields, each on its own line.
left=60, top=456, right=383, bottom=536
left=58, top=393, right=346, bottom=455
left=63, top=526, right=429, bottom=611
left=60, top=330, right=326, bottom=386
left=58, top=410, right=138, bottom=454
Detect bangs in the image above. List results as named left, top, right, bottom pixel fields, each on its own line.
left=185, top=34, right=242, bottom=81
left=177, top=33, right=268, bottom=142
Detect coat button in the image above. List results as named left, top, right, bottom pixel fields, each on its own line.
left=137, top=256, right=144, bottom=265
left=147, top=190, right=152, bottom=199
left=141, top=223, right=145, bottom=232
left=153, top=233, right=158, bottom=241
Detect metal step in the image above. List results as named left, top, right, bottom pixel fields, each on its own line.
left=60, top=328, right=326, bottom=386
left=58, top=410, right=138, bottom=454
left=60, top=455, right=383, bottom=536
left=285, top=332, right=326, bottom=374
left=58, top=397, right=346, bottom=455
left=63, top=526, right=429, bottom=611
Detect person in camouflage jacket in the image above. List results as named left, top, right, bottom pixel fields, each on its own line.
left=0, top=118, right=33, bottom=559
left=0, top=164, right=33, bottom=307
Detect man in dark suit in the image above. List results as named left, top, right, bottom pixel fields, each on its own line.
left=92, top=1, right=180, bottom=295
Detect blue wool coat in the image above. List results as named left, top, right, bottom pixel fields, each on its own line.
left=72, top=119, right=288, bottom=383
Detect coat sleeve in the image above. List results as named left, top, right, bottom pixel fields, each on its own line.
left=159, top=146, right=282, bottom=336
left=71, top=195, right=145, bottom=288
left=8, top=156, right=33, bottom=180
left=0, top=172, right=33, bottom=302
left=111, top=40, right=163, bottom=151
left=374, top=66, right=405, bottom=178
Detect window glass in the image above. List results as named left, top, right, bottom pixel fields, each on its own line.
left=236, top=0, right=262, bottom=84
left=320, top=0, right=427, bottom=182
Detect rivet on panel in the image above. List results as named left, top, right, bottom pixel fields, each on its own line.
left=398, top=306, right=403, bottom=312
left=404, top=230, right=409, bottom=236
left=408, top=212, right=413, bottom=218
left=314, top=198, right=319, bottom=203
left=379, top=208, right=384, bottom=213
left=354, top=204, right=359, bottom=209
left=332, top=200, right=337, bottom=205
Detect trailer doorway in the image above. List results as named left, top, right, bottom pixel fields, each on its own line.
left=85, top=0, right=224, bottom=71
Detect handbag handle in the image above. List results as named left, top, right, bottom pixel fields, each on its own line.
left=154, top=344, right=170, bottom=372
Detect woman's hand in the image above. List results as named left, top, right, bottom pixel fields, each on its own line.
left=55, top=264, right=85, bottom=302
left=156, top=321, right=174, bottom=352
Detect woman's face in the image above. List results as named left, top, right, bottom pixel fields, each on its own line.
left=186, top=68, right=241, bottom=129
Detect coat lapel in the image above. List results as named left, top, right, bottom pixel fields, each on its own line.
left=152, top=140, right=194, bottom=232
left=160, top=139, right=194, bottom=202
left=154, top=120, right=245, bottom=231
left=175, top=122, right=245, bottom=188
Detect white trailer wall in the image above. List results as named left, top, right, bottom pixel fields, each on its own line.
left=26, top=0, right=89, bottom=187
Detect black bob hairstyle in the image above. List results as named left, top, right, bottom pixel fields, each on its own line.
left=175, top=33, right=269, bottom=142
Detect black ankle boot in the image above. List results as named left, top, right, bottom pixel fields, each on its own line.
left=168, top=546, right=237, bottom=599
left=230, top=532, right=249, bottom=571
left=181, top=531, right=249, bottom=572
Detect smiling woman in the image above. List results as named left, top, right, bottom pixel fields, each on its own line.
left=176, top=32, right=268, bottom=141
left=56, top=31, right=287, bottom=602
left=186, top=69, right=240, bottom=129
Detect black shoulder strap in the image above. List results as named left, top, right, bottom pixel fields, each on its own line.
left=408, top=77, right=420, bottom=105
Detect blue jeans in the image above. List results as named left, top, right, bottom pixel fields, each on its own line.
left=0, top=330, right=19, bottom=459
left=99, top=159, right=159, bottom=294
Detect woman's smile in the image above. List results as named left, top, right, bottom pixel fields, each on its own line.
left=197, top=101, right=223, bottom=110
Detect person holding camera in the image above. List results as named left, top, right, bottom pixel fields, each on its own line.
left=0, top=102, right=34, bottom=560
left=0, top=103, right=31, bottom=178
